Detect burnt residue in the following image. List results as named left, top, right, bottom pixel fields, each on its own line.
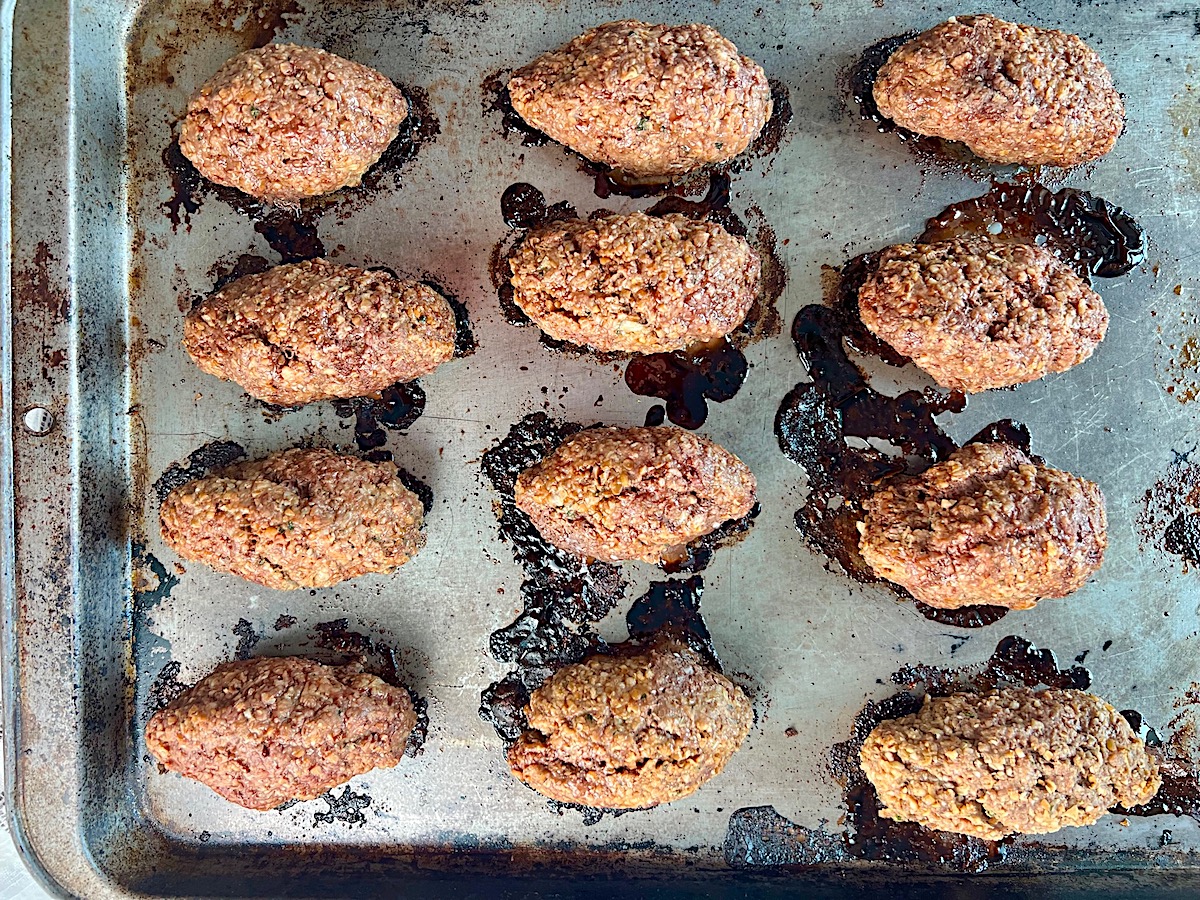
left=624, top=575, right=717, bottom=667
left=624, top=338, right=747, bottom=429
left=274, top=615, right=297, bottom=631
left=496, top=181, right=784, bottom=429
left=740, top=79, right=794, bottom=165
left=919, top=181, right=1145, bottom=280
left=232, top=618, right=261, bottom=661
left=162, top=81, right=439, bottom=232
left=660, top=505, right=760, bottom=576
left=726, top=805, right=849, bottom=867
left=1137, top=449, right=1200, bottom=570
left=481, top=69, right=550, bottom=147
left=313, top=786, right=372, bottom=827
left=889, top=636, right=1091, bottom=696
left=333, top=382, right=426, bottom=456
left=912, top=602, right=1010, bottom=629
left=145, top=660, right=189, bottom=718
left=152, top=440, right=247, bottom=503
left=419, top=279, right=476, bottom=358
left=206, top=252, right=273, bottom=293
left=309, top=619, right=428, bottom=758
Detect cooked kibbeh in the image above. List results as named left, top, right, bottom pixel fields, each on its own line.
left=508, top=212, right=760, bottom=353
left=159, top=448, right=425, bottom=590
left=514, top=426, right=756, bottom=564
left=859, top=442, right=1106, bottom=610
left=184, top=259, right=456, bottom=407
left=180, top=44, right=408, bottom=202
left=507, top=637, right=752, bottom=808
left=872, top=15, right=1123, bottom=167
left=860, top=688, right=1160, bottom=840
left=508, top=20, right=772, bottom=177
left=145, top=656, right=417, bottom=809
left=857, top=238, right=1108, bottom=393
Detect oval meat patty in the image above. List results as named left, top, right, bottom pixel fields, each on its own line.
left=514, top=426, right=756, bottom=564
left=859, top=442, right=1106, bottom=611
left=509, top=212, right=760, bottom=353
left=508, top=637, right=752, bottom=808
left=508, top=20, right=772, bottom=178
left=184, top=259, right=456, bottom=407
left=180, top=43, right=408, bottom=202
left=872, top=15, right=1123, bottom=167
left=145, top=656, right=417, bottom=809
left=857, top=238, right=1108, bottom=393
left=860, top=688, right=1160, bottom=840
left=159, top=448, right=425, bottom=590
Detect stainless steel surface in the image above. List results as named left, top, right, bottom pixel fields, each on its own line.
left=5, top=0, right=1200, bottom=895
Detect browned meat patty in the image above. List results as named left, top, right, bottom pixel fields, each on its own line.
left=508, top=20, right=772, bottom=178
left=859, top=442, right=1106, bottom=611
left=180, top=44, right=408, bottom=202
left=508, top=637, right=752, bottom=808
left=872, top=15, right=1123, bottom=167
left=159, top=448, right=424, bottom=590
left=860, top=688, right=1160, bottom=840
left=514, top=426, right=756, bottom=564
left=184, top=259, right=456, bottom=407
left=508, top=212, right=760, bottom=353
left=145, top=656, right=416, bottom=810
left=857, top=238, right=1108, bottom=393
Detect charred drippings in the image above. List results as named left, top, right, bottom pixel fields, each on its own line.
left=232, top=618, right=261, bottom=661
left=625, top=575, right=717, bottom=668
left=625, top=338, right=747, bottom=429
left=920, top=182, right=1145, bottom=280
left=207, top=253, right=273, bottom=293
left=481, top=69, right=550, bottom=147
left=309, top=619, right=428, bottom=758
left=742, top=79, right=794, bottom=163
left=1136, top=450, right=1200, bottom=569
left=660, top=505, right=760, bottom=576
left=420, top=279, right=476, bottom=358
left=145, top=660, right=189, bottom=718
left=500, top=182, right=549, bottom=229
left=725, top=805, right=849, bottom=868
left=274, top=615, right=297, bottom=631
left=912, top=602, right=1010, bottom=629
left=313, top=786, right=372, bottom=827
left=396, top=468, right=434, bottom=516
left=152, top=440, right=247, bottom=503
left=161, top=81, right=438, bottom=230
left=333, top=382, right=426, bottom=455
left=890, top=636, right=1091, bottom=696
left=849, top=32, right=920, bottom=137
left=1163, top=512, right=1200, bottom=565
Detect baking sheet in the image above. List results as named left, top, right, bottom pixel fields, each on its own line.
left=6, top=0, right=1200, bottom=895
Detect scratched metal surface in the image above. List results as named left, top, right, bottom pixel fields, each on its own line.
left=5, top=0, right=1200, bottom=895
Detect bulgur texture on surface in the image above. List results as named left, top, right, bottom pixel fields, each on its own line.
left=860, top=688, right=1160, bottom=840
left=514, top=426, right=756, bottom=564
left=509, top=212, right=760, bottom=353
left=509, top=20, right=771, bottom=177
left=184, top=259, right=456, bottom=406
left=508, top=638, right=753, bottom=808
left=859, top=442, right=1106, bottom=611
left=180, top=43, right=408, bottom=202
left=145, top=656, right=417, bottom=810
left=858, top=237, right=1108, bottom=393
left=873, top=14, right=1123, bottom=166
left=159, top=448, right=425, bottom=590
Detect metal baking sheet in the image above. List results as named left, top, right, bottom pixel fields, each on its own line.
left=6, top=0, right=1200, bottom=895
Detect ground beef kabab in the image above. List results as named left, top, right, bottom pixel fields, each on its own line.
left=857, top=238, right=1108, bottom=393
left=514, top=426, right=756, bottom=564
left=508, top=20, right=772, bottom=178
left=859, top=688, right=1160, bottom=840
left=159, top=448, right=425, bottom=590
left=872, top=14, right=1124, bottom=167
left=184, top=259, right=456, bottom=407
left=145, top=656, right=417, bottom=809
left=508, top=212, right=760, bottom=353
left=180, top=43, right=408, bottom=202
left=507, top=637, right=752, bottom=808
left=858, top=442, right=1106, bottom=611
